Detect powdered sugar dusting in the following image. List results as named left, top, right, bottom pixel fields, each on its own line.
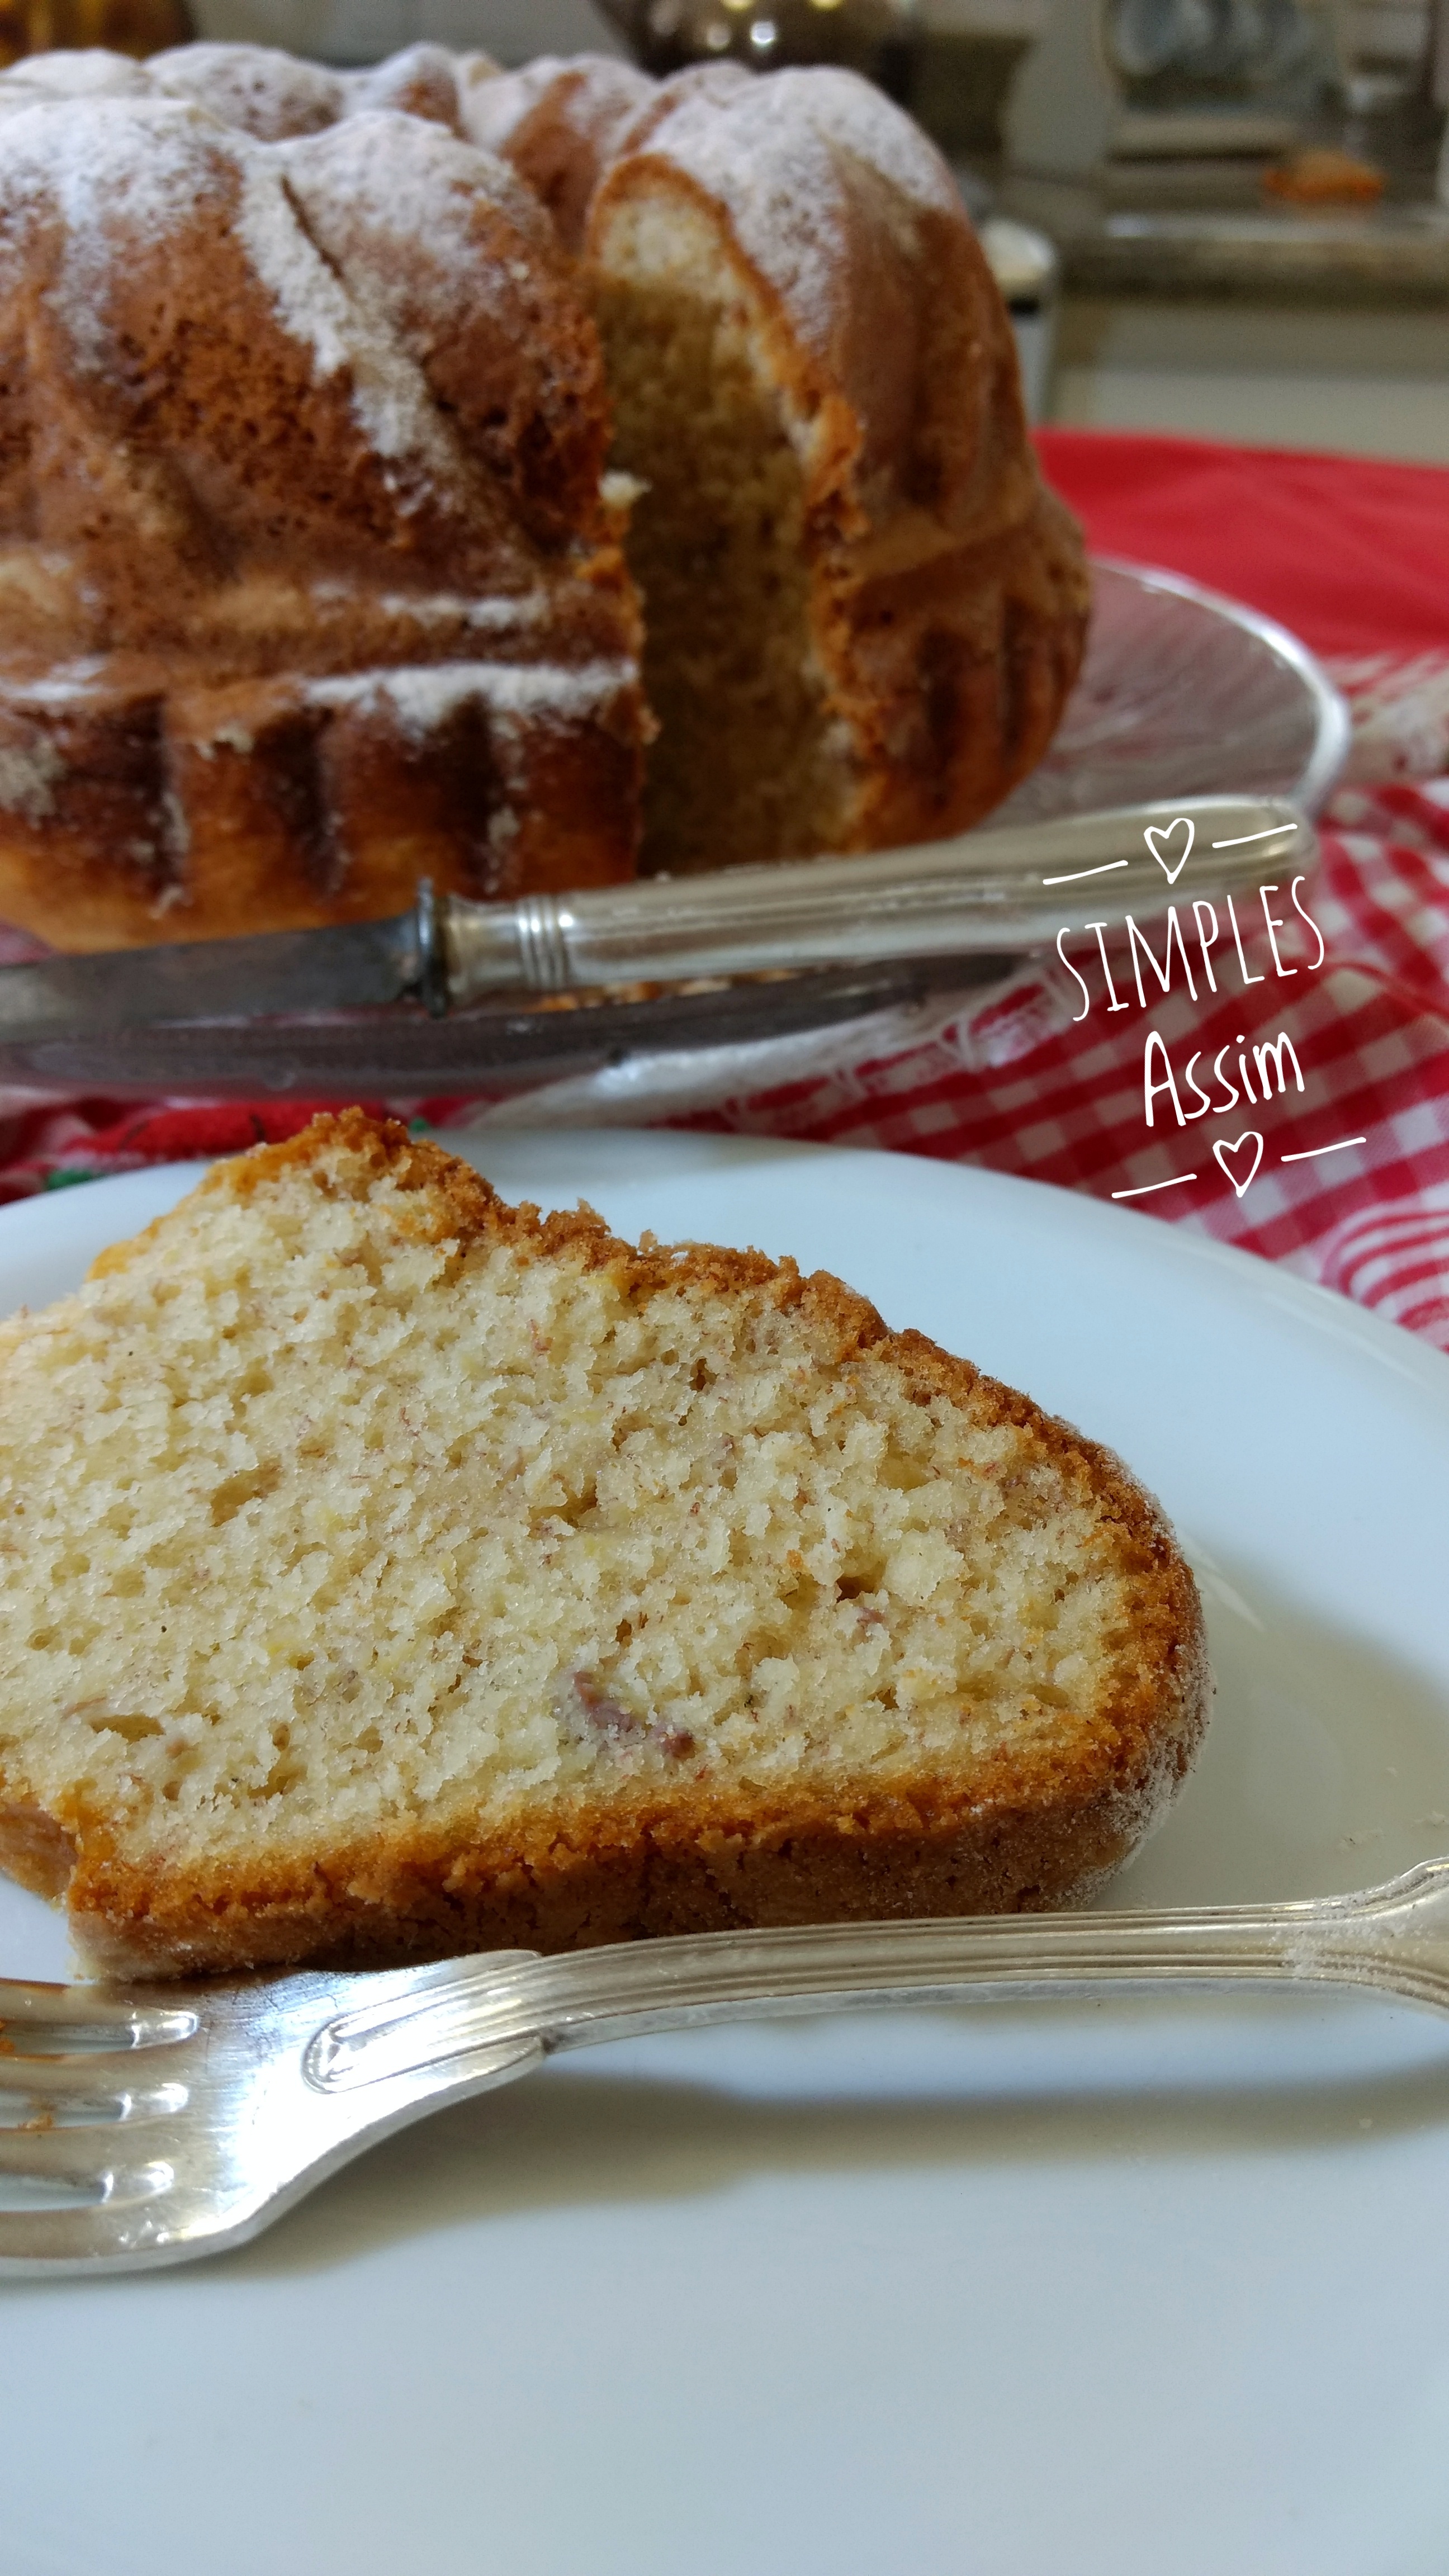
left=233, top=151, right=353, bottom=378
left=623, top=66, right=961, bottom=361
left=235, top=141, right=458, bottom=480
left=0, top=658, right=108, bottom=704
left=338, top=585, right=554, bottom=632
left=306, top=656, right=636, bottom=737
left=778, top=67, right=961, bottom=216
left=2, top=652, right=636, bottom=759
left=148, top=41, right=344, bottom=141
left=0, top=81, right=512, bottom=496
left=281, top=106, right=551, bottom=287
left=463, top=51, right=651, bottom=160
left=340, top=42, right=464, bottom=135
left=0, top=48, right=152, bottom=107
left=2, top=96, right=234, bottom=372
left=0, top=52, right=641, bottom=757
left=0, top=734, right=64, bottom=821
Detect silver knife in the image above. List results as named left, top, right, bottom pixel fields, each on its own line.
left=0, top=795, right=1310, bottom=1045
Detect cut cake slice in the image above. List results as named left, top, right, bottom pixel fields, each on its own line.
left=0, top=1112, right=1208, bottom=1976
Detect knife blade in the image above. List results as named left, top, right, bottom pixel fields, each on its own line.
left=0, top=910, right=427, bottom=1043
left=0, top=955, right=1014, bottom=1103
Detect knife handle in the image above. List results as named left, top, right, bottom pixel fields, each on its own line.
left=438, top=797, right=1312, bottom=1007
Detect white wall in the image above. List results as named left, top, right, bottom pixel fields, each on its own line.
left=1050, top=299, right=1449, bottom=463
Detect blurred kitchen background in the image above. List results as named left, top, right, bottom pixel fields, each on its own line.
left=4, top=0, right=1445, bottom=459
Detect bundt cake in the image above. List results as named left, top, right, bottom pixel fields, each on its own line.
left=0, top=40, right=1087, bottom=945
left=0, top=1111, right=1206, bottom=1975
left=0, top=46, right=646, bottom=949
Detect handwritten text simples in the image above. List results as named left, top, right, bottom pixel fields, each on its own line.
left=1054, top=877, right=1326, bottom=1022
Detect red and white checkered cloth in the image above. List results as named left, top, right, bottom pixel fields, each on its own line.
left=678, top=768, right=1449, bottom=1343
left=3, top=433, right=1447, bottom=1351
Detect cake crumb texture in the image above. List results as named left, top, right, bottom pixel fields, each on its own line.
left=0, top=1112, right=1207, bottom=1974
left=504, top=56, right=1091, bottom=869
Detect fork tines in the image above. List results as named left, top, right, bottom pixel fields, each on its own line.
left=0, top=1979, right=200, bottom=2272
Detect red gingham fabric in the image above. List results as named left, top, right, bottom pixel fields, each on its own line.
left=673, top=767, right=1449, bottom=1306
left=3, top=433, right=1447, bottom=1351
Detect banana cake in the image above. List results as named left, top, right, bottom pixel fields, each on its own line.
left=0, top=1112, right=1207, bottom=1975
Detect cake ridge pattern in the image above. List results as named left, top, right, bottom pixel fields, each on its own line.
left=0, top=39, right=1086, bottom=944
left=0, top=50, right=645, bottom=943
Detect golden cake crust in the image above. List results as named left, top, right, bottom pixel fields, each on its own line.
left=0, top=1110, right=1208, bottom=1976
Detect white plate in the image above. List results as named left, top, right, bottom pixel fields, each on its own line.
left=2, top=1131, right=1448, bottom=2576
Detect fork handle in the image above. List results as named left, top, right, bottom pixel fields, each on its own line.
left=306, top=1860, right=1449, bottom=2094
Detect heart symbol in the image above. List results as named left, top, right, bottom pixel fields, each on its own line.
left=1213, top=1132, right=1264, bottom=1200
left=1145, top=816, right=1194, bottom=885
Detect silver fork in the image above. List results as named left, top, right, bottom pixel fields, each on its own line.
left=6, top=1858, right=1449, bottom=2277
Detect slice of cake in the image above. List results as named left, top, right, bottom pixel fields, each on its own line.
left=471, top=56, right=1091, bottom=871
left=0, top=1112, right=1207, bottom=1976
